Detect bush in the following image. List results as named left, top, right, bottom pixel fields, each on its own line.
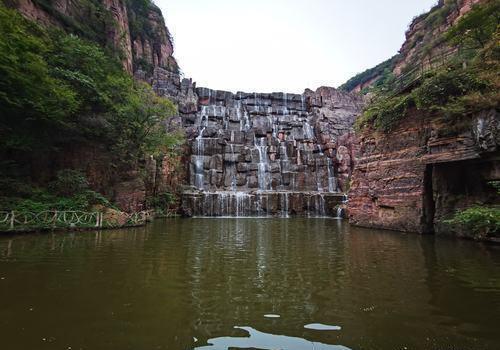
left=413, top=69, right=488, bottom=110
left=147, top=191, right=176, bottom=215
left=49, top=170, right=89, bottom=197
left=445, top=206, right=500, bottom=240
left=357, top=94, right=414, bottom=132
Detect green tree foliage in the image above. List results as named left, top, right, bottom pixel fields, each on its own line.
left=0, top=3, right=179, bottom=156
left=0, top=3, right=182, bottom=209
left=339, top=55, right=399, bottom=93
left=0, top=8, right=79, bottom=150
left=412, top=69, right=489, bottom=111
left=445, top=0, right=500, bottom=49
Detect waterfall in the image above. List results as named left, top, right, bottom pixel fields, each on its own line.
left=342, top=194, right=348, bottom=203
left=315, top=157, right=323, bottom=193
left=243, top=109, right=250, bottom=131
left=327, top=158, right=337, bottom=193
left=194, top=127, right=206, bottom=190
left=229, top=143, right=237, bottom=191
left=237, top=100, right=251, bottom=132
left=283, top=93, right=288, bottom=115
left=281, top=192, right=290, bottom=218
left=255, top=137, right=269, bottom=191
left=234, top=192, right=250, bottom=217
left=186, top=88, right=349, bottom=218
left=336, top=207, right=344, bottom=219
left=304, top=121, right=314, bottom=140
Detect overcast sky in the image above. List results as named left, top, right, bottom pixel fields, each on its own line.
left=156, top=0, right=437, bottom=93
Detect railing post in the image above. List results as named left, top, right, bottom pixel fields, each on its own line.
left=10, top=211, right=14, bottom=230
left=53, top=211, right=58, bottom=229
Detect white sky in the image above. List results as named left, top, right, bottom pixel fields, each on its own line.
left=156, top=0, right=437, bottom=93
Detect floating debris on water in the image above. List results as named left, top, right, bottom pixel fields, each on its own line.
left=304, top=323, right=341, bottom=331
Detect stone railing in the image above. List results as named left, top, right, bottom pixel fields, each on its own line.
left=0, top=210, right=153, bottom=232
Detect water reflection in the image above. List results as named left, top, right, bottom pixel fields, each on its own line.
left=1, top=219, right=500, bottom=350
left=195, top=326, right=350, bottom=350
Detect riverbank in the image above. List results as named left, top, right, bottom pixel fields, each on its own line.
left=0, top=209, right=154, bottom=234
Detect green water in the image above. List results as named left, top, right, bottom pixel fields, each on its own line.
left=1, top=218, right=499, bottom=350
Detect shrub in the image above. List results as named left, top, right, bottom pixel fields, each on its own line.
left=357, top=94, right=414, bottom=132
left=413, top=69, right=488, bottom=110
left=49, top=170, right=89, bottom=197
left=147, top=191, right=176, bottom=215
left=445, top=206, right=500, bottom=240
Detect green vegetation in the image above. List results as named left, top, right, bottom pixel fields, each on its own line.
left=29, top=0, right=115, bottom=47
left=0, top=3, right=183, bottom=214
left=147, top=191, right=177, bottom=217
left=445, top=206, right=500, bottom=240
left=339, top=55, right=399, bottom=93
left=0, top=170, right=111, bottom=212
left=355, top=0, right=500, bottom=132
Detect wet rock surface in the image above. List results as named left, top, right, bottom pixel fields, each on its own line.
left=178, top=86, right=363, bottom=217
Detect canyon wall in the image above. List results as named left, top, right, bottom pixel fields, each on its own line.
left=347, top=0, right=499, bottom=236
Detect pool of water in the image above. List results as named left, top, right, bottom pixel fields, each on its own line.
left=1, top=218, right=499, bottom=349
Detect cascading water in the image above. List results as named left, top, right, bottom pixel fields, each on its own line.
left=194, top=127, right=206, bottom=190
left=255, top=137, right=269, bottom=191
left=316, top=194, right=326, bottom=217
left=304, top=121, right=314, bottom=140
left=229, top=143, right=237, bottom=191
left=280, top=192, right=290, bottom=218
left=327, top=158, right=337, bottom=192
left=186, top=88, right=348, bottom=218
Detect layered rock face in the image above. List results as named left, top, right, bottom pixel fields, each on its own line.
left=346, top=0, right=499, bottom=235
left=349, top=111, right=499, bottom=234
left=13, top=0, right=178, bottom=77
left=179, top=87, right=363, bottom=217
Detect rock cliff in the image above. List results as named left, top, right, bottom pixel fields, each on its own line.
left=348, top=0, right=499, bottom=237
left=13, top=0, right=178, bottom=78
left=341, top=0, right=483, bottom=93
left=349, top=110, right=499, bottom=233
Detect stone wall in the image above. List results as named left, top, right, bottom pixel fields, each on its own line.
left=178, top=86, right=363, bottom=217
